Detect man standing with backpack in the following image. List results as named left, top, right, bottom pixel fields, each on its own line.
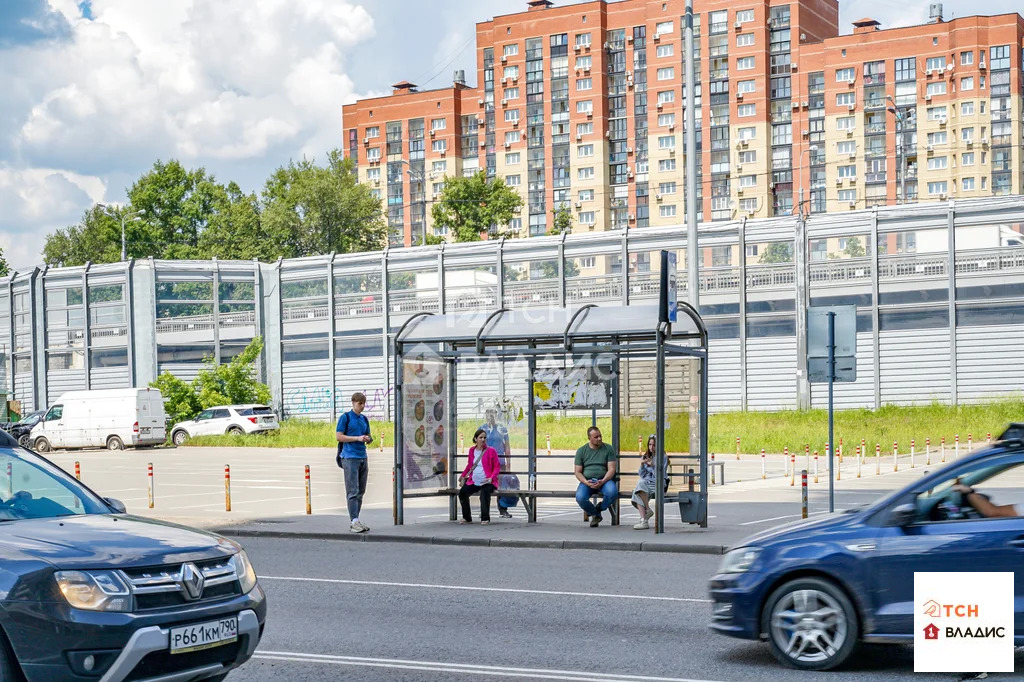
left=336, top=392, right=373, bottom=533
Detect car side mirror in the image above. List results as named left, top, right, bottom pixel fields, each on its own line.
left=888, top=502, right=917, bottom=527
left=194, top=416, right=200, bottom=422
left=104, top=497, right=127, bottom=514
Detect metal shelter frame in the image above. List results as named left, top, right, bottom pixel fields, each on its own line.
left=392, top=302, right=710, bottom=533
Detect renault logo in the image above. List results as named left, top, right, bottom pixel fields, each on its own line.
left=178, top=563, right=205, bottom=601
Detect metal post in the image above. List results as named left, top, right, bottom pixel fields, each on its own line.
left=527, top=351, right=537, bottom=523
left=394, top=343, right=404, bottom=525
left=611, top=357, right=621, bottom=527
left=738, top=217, right=748, bottom=410
left=125, top=260, right=136, bottom=387
left=557, top=232, right=567, bottom=308
left=794, top=213, right=810, bottom=409
left=655, top=328, right=666, bottom=533
left=81, top=263, right=92, bottom=390
left=700, top=350, right=709, bottom=528
left=870, top=208, right=881, bottom=408
left=327, top=254, right=337, bottom=423
left=898, top=115, right=907, bottom=204
left=381, top=249, right=392, bottom=423
left=121, top=214, right=127, bottom=262
left=827, top=311, right=835, bottom=513
left=448, top=350, right=458, bottom=522
left=947, top=201, right=958, bottom=404
left=684, top=0, right=698, bottom=307
left=212, top=259, right=221, bottom=365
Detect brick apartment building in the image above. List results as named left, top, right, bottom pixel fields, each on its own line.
left=341, top=0, right=1024, bottom=247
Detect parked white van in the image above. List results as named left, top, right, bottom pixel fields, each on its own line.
left=30, top=388, right=168, bottom=452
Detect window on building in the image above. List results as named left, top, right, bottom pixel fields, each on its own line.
left=960, top=77, right=974, bottom=91
left=432, top=140, right=447, bottom=153
left=657, top=90, right=675, bottom=105
left=655, top=21, right=674, bottom=36
left=738, top=103, right=756, bottom=117
left=367, top=148, right=381, bottom=162
left=656, top=45, right=674, bottom=58
left=366, top=168, right=381, bottom=181
left=737, top=56, right=755, bottom=70
left=835, top=67, right=855, bottom=82
left=926, top=82, right=946, bottom=96
left=894, top=57, right=915, bottom=82
left=579, top=211, right=596, bottom=224
left=432, top=161, right=447, bottom=173
left=838, top=189, right=857, bottom=203
left=505, top=152, right=521, bottom=164
left=961, top=101, right=974, bottom=116
left=738, top=79, right=756, bottom=93
left=925, top=57, right=946, bottom=72
left=836, top=116, right=855, bottom=131
left=503, top=131, right=519, bottom=145
left=737, top=10, right=754, bottom=22
left=838, top=165, right=856, bottom=178
left=658, top=113, right=676, bottom=127
left=578, top=189, right=594, bottom=201
left=577, top=100, right=594, bottom=113
left=366, top=126, right=380, bottom=138
left=577, top=78, right=592, bottom=91
left=577, top=122, right=593, bottom=136
left=575, top=33, right=591, bottom=48
left=578, top=257, right=596, bottom=269
left=962, top=177, right=975, bottom=191
left=927, top=156, right=948, bottom=170
left=990, top=45, right=1010, bottom=70
left=658, top=181, right=677, bottom=194
left=576, top=55, right=592, bottom=70
left=658, top=158, right=677, bottom=172
left=962, top=152, right=975, bottom=166
left=504, top=87, right=520, bottom=100
left=503, top=44, right=519, bottom=57
left=659, top=204, right=677, bottom=218
left=504, top=109, right=520, bottom=122
left=960, top=51, right=974, bottom=65
left=837, top=140, right=856, bottom=155
left=506, top=174, right=521, bottom=186
left=658, top=135, right=676, bottom=149
left=960, top=127, right=974, bottom=142
left=739, top=174, right=756, bottom=188
left=657, top=67, right=675, bottom=80
left=503, top=65, right=519, bottom=80
left=736, top=33, right=754, bottom=47
left=738, top=150, right=756, bottom=163
left=926, top=131, right=947, bottom=145
left=577, top=167, right=595, bottom=180
left=926, top=106, right=947, bottom=121
left=577, top=144, right=594, bottom=158
left=927, top=181, right=948, bottom=195
left=738, top=126, right=756, bottom=140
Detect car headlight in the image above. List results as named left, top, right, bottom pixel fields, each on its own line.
left=230, top=550, right=258, bottom=594
left=718, top=547, right=763, bottom=574
left=54, top=570, right=131, bottom=612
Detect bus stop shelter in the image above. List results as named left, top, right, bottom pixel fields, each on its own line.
left=392, top=302, right=709, bottom=533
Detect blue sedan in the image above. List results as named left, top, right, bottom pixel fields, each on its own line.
left=709, top=424, right=1024, bottom=670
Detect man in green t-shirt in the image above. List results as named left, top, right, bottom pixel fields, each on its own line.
left=574, top=426, right=618, bottom=527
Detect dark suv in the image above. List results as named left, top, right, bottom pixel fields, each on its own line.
left=0, top=431, right=266, bottom=681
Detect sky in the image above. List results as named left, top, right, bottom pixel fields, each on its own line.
left=0, top=0, right=1019, bottom=270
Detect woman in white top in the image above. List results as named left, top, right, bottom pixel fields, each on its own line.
left=458, top=429, right=501, bottom=524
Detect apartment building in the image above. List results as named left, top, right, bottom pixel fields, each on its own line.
left=341, top=0, right=1024, bottom=246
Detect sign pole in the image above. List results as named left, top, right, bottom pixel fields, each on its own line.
left=827, top=311, right=835, bottom=514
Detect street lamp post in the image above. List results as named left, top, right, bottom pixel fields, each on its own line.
left=797, top=145, right=819, bottom=219
left=97, top=204, right=143, bottom=261
left=887, top=96, right=910, bottom=204
left=396, top=159, right=428, bottom=245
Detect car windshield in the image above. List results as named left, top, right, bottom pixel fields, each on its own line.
left=0, top=450, right=109, bottom=521
left=916, top=460, right=1023, bottom=510
left=238, top=407, right=274, bottom=416
left=23, top=413, right=41, bottom=427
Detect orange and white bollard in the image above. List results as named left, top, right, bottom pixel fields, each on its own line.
left=711, top=452, right=716, bottom=485
left=304, top=465, right=312, bottom=515
left=955, top=434, right=960, bottom=459
left=893, top=441, right=898, bottom=472
left=838, top=438, right=843, bottom=465
left=805, top=444, right=810, bottom=473
left=875, top=444, right=881, bottom=475
left=147, top=463, right=154, bottom=509
left=801, top=470, right=808, bottom=519
left=856, top=446, right=862, bottom=478
left=926, top=437, right=931, bottom=465
left=546, top=434, right=552, bottom=457
left=813, top=451, right=819, bottom=484
left=380, top=432, right=385, bottom=454
left=460, top=433, right=465, bottom=450
left=75, top=461, right=81, bottom=481
left=787, top=447, right=794, bottom=486
left=987, top=432, right=991, bottom=446
left=941, top=436, right=946, bottom=462
left=736, top=437, right=741, bottom=460
left=638, top=435, right=643, bottom=452
left=910, top=439, right=916, bottom=469
left=224, top=464, right=232, bottom=512
left=968, top=433, right=973, bottom=452
left=761, top=448, right=766, bottom=480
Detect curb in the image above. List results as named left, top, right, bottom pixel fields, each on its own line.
left=215, top=527, right=728, bottom=555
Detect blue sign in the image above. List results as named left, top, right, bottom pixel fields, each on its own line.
left=660, top=250, right=678, bottom=324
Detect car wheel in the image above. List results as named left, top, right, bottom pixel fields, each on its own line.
left=106, top=436, right=124, bottom=451
left=172, top=430, right=189, bottom=446
left=17, top=434, right=29, bottom=449
left=33, top=437, right=51, bottom=453
left=227, top=426, right=245, bottom=436
left=761, top=576, right=859, bottom=671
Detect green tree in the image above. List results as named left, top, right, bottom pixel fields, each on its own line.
left=550, top=206, right=573, bottom=235
left=150, top=337, right=270, bottom=424
left=261, top=151, right=386, bottom=256
left=430, top=172, right=523, bottom=242
left=843, top=236, right=866, bottom=258
left=197, top=183, right=278, bottom=261
left=43, top=205, right=127, bottom=267
left=758, top=242, right=795, bottom=264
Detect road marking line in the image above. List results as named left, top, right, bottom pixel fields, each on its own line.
left=259, top=575, right=711, bottom=603
left=254, top=651, right=728, bottom=681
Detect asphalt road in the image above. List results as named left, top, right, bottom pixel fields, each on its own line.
left=229, top=536, right=1021, bottom=682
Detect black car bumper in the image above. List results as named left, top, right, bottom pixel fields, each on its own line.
left=708, top=571, right=765, bottom=641
left=4, top=583, right=266, bottom=682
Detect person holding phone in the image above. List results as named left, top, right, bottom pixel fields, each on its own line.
left=458, top=429, right=501, bottom=524
left=336, top=392, right=373, bottom=533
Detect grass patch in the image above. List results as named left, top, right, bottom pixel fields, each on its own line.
left=182, top=399, right=1024, bottom=454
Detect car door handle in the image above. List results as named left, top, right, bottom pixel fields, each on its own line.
left=1008, top=537, right=1024, bottom=548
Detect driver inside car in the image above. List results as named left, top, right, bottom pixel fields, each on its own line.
left=951, top=483, right=1022, bottom=518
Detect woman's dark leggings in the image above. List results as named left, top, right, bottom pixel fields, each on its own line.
left=458, top=483, right=496, bottom=522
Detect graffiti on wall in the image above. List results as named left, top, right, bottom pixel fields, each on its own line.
left=285, top=385, right=394, bottom=417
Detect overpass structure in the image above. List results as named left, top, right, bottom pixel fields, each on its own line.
left=3, top=196, right=1023, bottom=421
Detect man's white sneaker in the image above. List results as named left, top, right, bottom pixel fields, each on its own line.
left=633, top=520, right=649, bottom=530
left=350, top=522, right=369, bottom=533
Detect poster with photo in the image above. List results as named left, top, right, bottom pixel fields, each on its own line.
left=402, top=355, right=450, bottom=490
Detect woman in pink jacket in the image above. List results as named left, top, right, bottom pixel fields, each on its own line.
left=458, top=428, right=501, bottom=524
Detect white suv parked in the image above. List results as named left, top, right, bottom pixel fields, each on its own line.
left=170, top=405, right=280, bottom=445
